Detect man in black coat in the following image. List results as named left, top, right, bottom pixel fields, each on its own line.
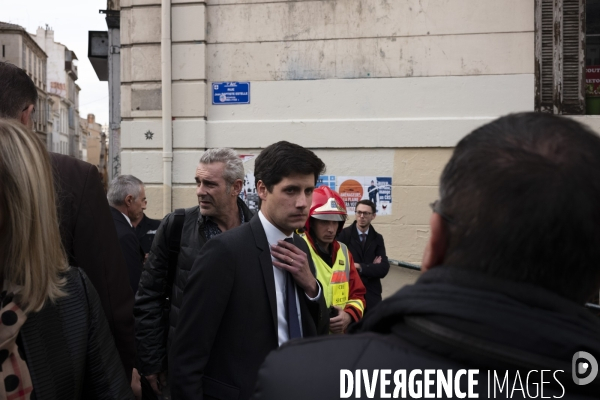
left=170, top=141, right=329, bottom=400
left=135, top=148, right=254, bottom=398
left=337, top=199, right=390, bottom=314
left=108, top=175, right=146, bottom=294
left=0, top=61, right=135, bottom=383
left=253, top=113, right=600, bottom=399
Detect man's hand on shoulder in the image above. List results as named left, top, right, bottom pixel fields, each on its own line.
left=270, top=240, right=318, bottom=298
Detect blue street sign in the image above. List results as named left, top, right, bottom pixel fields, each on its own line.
left=212, top=82, right=250, bottom=105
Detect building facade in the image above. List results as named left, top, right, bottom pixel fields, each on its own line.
left=116, top=0, right=600, bottom=264
left=33, top=27, right=81, bottom=158
left=0, top=22, right=49, bottom=144
left=80, top=113, right=105, bottom=167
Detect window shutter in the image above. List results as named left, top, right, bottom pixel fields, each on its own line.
left=535, top=0, right=585, bottom=114
left=536, top=0, right=555, bottom=112
left=561, top=0, right=585, bottom=114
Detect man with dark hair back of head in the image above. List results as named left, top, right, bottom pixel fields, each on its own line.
left=171, top=141, right=329, bottom=400
left=0, top=62, right=38, bottom=124
left=0, top=61, right=136, bottom=384
left=252, top=113, right=600, bottom=399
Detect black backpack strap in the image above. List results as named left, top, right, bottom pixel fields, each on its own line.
left=166, top=208, right=186, bottom=298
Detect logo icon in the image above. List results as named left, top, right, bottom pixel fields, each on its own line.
left=572, top=351, right=598, bottom=385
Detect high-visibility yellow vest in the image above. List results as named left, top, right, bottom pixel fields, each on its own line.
left=302, top=235, right=364, bottom=315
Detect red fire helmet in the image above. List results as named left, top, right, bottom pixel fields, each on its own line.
left=305, top=186, right=348, bottom=235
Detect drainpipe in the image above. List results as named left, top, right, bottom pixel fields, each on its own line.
left=161, top=0, right=172, bottom=215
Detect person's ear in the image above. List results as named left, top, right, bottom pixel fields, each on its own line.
left=371, top=212, right=376, bottom=221
left=231, top=179, right=243, bottom=196
left=257, top=180, right=268, bottom=202
left=20, top=104, right=34, bottom=128
left=421, top=213, right=448, bottom=273
left=125, top=194, right=134, bottom=207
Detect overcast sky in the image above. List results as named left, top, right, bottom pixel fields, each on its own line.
left=1, top=0, right=110, bottom=125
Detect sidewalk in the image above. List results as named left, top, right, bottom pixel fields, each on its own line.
left=381, top=265, right=420, bottom=299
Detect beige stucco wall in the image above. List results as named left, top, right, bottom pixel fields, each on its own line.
left=120, top=0, right=538, bottom=264
left=140, top=147, right=450, bottom=264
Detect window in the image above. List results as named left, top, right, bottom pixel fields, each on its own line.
left=68, top=107, right=74, bottom=129
left=535, top=0, right=585, bottom=114
left=586, top=1, right=600, bottom=113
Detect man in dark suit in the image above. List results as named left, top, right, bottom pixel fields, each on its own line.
left=337, top=199, right=390, bottom=314
left=0, top=61, right=135, bottom=382
left=170, top=141, right=329, bottom=400
left=135, top=213, right=162, bottom=255
left=108, top=175, right=146, bottom=294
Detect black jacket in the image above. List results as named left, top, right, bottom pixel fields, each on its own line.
left=21, top=268, right=133, bottom=399
left=170, top=215, right=329, bottom=400
left=134, top=199, right=254, bottom=376
left=51, top=153, right=135, bottom=381
left=110, top=207, right=145, bottom=294
left=135, top=214, right=162, bottom=255
left=253, top=267, right=600, bottom=399
left=337, top=221, right=390, bottom=313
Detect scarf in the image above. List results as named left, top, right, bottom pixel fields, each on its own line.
left=0, top=289, right=32, bottom=400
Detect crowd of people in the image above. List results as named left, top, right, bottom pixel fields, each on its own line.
left=1, top=60, right=600, bottom=400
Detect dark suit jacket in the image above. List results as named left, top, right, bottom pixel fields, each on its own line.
left=135, top=214, right=162, bottom=255
left=337, top=221, right=390, bottom=313
left=50, top=153, right=135, bottom=381
left=110, top=207, right=145, bottom=294
left=21, top=268, right=133, bottom=399
left=170, top=216, right=329, bottom=400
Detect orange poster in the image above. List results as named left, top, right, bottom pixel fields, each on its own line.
left=338, top=179, right=364, bottom=211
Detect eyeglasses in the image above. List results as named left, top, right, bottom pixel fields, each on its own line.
left=356, top=211, right=373, bottom=217
left=429, top=200, right=454, bottom=224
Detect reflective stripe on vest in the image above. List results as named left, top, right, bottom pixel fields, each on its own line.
left=301, top=235, right=364, bottom=316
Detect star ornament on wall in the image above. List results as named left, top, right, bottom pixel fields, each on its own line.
left=145, top=130, right=154, bottom=140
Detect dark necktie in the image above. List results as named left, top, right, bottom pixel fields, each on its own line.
left=360, top=233, right=366, bottom=248
left=283, top=237, right=302, bottom=340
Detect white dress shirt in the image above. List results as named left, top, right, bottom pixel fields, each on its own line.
left=121, top=212, right=133, bottom=227
left=356, top=225, right=369, bottom=237
left=258, top=211, right=321, bottom=346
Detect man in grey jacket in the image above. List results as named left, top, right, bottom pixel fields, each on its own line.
left=134, top=148, right=253, bottom=398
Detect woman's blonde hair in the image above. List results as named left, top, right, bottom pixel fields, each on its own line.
left=0, top=119, right=67, bottom=313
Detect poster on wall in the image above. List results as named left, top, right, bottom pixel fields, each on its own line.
left=316, top=175, right=336, bottom=190
left=336, top=176, right=393, bottom=215
left=239, top=172, right=259, bottom=213
left=238, top=173, right=392, bottom=215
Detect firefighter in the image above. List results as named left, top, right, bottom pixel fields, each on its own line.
left=301, top=186, right=366, bottom=334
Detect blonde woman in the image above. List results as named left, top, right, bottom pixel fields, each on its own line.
left=0, top=119, right=133, bottom=399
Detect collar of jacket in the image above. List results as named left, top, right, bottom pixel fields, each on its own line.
left=304, top=230, right=340, bottom=267
left=197, top=197, right=255, bottom=228
left=355, top=265, right=600, bottom=364
left=350, top=220, right=375, bottom=239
